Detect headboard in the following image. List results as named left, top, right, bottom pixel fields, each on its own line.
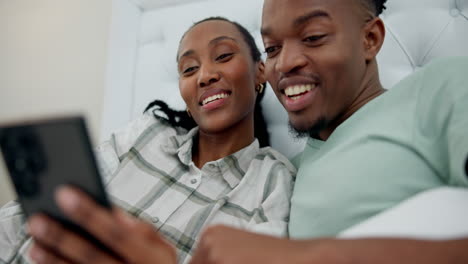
left=102, top=0, right=468, bottom=159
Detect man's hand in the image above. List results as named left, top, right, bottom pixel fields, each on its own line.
left=190, top=225, right=330, bottom=264
left=190, top=225, right=468, bottom=264
left=27, top=186, right=177, bottom=264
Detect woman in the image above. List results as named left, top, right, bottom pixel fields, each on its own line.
left=0, top=17, right=295, bottom=264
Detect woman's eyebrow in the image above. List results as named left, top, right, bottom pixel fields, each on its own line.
left=209, top=36, right=237, bottom=45
left=178, top=36, right=237, bottom=61
left=178, top=50, right=195, bottom=61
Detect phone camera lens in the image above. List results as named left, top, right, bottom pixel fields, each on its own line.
left=15, top=158, right=27, bottom=172
left=1, top=127, right=43, bottom=198
left=17, top=170, right=39, bottom=197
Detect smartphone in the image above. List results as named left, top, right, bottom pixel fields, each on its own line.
left=465, top=155, right=468, bottom=177
left=0, top=116, right=111, bottom=250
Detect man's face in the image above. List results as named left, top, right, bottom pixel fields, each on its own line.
left=261, top=0, right=369, bottom=137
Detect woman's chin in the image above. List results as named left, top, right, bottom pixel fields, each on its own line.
left=197, top=121, right=232, bottom=135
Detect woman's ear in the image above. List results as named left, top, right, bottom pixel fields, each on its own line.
left=255, top=61, right=266, bottom=85
left=363, top=17, right=385, bottom=62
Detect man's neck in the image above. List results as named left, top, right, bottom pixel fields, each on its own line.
left=319, top=61, right=386, bottom=140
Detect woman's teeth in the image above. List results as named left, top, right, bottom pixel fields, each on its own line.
left=284, top=84, right=315, bottom=100
left=202, top=93, right=230, bottom=106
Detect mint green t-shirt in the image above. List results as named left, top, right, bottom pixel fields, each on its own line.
left=289, top=57, right=468, bottom=239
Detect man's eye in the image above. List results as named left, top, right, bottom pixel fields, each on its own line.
left=216, top=53, right=233, bottom=61
left=264, top=46, right=280, bottom=58
left=183, top=66, right=198, bottom=74
left=304, top=35, right=326, bottom=42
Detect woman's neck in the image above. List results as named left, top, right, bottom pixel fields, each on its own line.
left=192, top=116, right=255, bottom=168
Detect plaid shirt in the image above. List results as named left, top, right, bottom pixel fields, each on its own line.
left=0, top=114, right=296, bottom=264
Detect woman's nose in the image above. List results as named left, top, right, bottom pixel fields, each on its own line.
left=198, top=64, right=220, bottom=87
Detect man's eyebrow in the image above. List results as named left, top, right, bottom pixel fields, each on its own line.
left=261, top=10, right=330, bottom=37
left=293, top=10, right=331, bottom=27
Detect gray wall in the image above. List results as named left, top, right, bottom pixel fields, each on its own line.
left=0, top=0, right=112, bottom=206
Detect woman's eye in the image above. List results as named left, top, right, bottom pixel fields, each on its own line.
left=216, top=53, right=233, bottom=61
left=183, top=66, right=198, bottom=74
left=304, top=35, right=326, bottom=42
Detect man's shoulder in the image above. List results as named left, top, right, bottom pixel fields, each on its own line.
left=404, top=56, right=468, bottom=94
left=423, top=56, right=468, bottom=74
left=389, top=56, right=468, bottom=90
left=381, top=56, right=468, bottom=112
left=412, top=57, right=468, bottom=106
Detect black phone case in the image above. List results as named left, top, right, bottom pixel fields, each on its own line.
left=0, top=116, right=112, bottom=251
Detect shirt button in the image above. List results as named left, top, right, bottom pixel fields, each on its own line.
left=152, top=217, right=159, bottom=223
left=208, top=164, right=216, bottom=169
left=190, top=179, right=198, bottom=184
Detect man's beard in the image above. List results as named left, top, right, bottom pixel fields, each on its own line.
left=288, top=117, right=328, bottom=140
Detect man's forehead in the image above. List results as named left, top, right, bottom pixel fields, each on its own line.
left=261, top=0, right=358, bottom=33
left=262, top=0, right=355, bottom=11
left=262, top=0, right=332, bottom=14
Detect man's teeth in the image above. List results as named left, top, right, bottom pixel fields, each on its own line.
left=202, top=93, right=230, bottom=106
left=284, top=84, right=315, bottom=100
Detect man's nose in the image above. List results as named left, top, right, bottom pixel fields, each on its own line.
left=198, top=64, right=220, bottom=87
left=275, top=42, right=307, bottom=74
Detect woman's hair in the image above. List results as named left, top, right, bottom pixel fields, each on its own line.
left=144, top=17, right=270, bottom=147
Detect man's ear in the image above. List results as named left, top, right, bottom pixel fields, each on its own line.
left=256, top=61, right=266, bottom=85
left=363, top=17, right=385, bottom=63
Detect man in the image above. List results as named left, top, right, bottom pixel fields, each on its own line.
left=190, top=0, right=468, bottom=264
left=190, top=0, right=468, bottom=262
left=21, top=0, right=468, bottom=263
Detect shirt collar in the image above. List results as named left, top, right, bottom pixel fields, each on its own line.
left=161, top=127, right=260, bottom=188
left=161, top=126, right=198, bottom=165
